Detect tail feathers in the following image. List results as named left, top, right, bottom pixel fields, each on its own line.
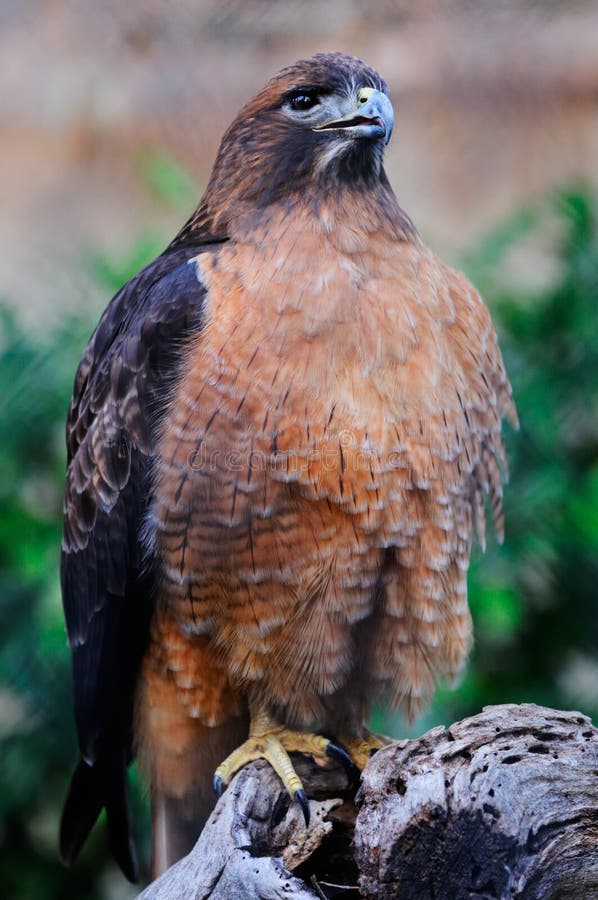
left=59, top=757, right=138, bottom=883
left=148, top=717, right=249, bottom=879
left=151, top=788, right=216, bottom=879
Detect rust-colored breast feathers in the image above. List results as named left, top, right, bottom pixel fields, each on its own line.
left=144, top=198, right=515, bottom=729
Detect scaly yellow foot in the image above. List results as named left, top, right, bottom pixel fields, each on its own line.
left=213, top=708, right=352, bottom=825
left=338, top=729, right=391, bottom=771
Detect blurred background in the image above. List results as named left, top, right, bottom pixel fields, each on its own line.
left=1, top=1, right=597, bottom=896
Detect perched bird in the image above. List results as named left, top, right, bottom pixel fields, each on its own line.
left=59, top=52, right=517, bottom=881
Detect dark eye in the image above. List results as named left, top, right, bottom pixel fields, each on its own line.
left=289, top=92, right=319, bottom=112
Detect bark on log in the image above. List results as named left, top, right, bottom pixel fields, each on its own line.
left=137, top=704, right=598, bottom=900
left=356, top=704, right=598, bottom=899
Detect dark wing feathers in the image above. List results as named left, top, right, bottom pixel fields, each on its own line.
left=60, top=751, right=137, bottom=883
left=60, top=248, right=210, bottom=879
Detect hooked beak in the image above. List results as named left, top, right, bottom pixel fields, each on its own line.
left=313, top=87, right=394, bottom=145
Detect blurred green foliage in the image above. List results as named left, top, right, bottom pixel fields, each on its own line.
left=0, top=170, right=596, bottom=896
left=445, top=187, right=598, bottom=725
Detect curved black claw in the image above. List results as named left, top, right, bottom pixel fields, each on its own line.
left=213, top=774, right=224, bottom=798
left=294, top=788, right=310, bottom=826
left=326, top=740, right=355, bottom=771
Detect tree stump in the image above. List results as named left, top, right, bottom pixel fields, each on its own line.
left=357, top=704, right=598, bottom=899
left=137, top=704, right=598, bottom=899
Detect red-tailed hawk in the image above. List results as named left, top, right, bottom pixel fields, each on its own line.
left=59, top=52, right=516, bottom=881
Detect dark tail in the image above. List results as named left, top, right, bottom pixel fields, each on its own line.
left=59, top=756, right=138, bottom=883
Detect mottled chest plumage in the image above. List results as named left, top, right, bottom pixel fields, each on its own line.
left=152, top=220, right=432, bottom=595
left=146, top=208, right=513, bottom=727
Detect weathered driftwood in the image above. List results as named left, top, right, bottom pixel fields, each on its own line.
left=138, top=704, right=598, bottom=899
left=357, top=704, right=598, bottom=899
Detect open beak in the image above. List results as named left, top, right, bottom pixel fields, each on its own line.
left=313, top=87, right=394, bottom=145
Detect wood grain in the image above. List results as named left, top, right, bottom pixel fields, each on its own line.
left=137, top=704, right=598, bottom=900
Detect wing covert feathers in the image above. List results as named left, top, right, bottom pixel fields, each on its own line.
left=60, top=251, right=208, bottom=877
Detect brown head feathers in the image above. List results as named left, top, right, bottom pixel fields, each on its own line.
left=174, top=53, right=405, bottom=247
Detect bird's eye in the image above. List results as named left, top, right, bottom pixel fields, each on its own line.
left=288, top=92, right=319, bottom=112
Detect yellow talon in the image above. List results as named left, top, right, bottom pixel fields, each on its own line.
left=213, top=708, right=341, bottom=825
left=337, top=729, right=391, bottom=771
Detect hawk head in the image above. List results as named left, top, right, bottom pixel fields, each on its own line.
left=203, top=53, right=395, bottom=227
